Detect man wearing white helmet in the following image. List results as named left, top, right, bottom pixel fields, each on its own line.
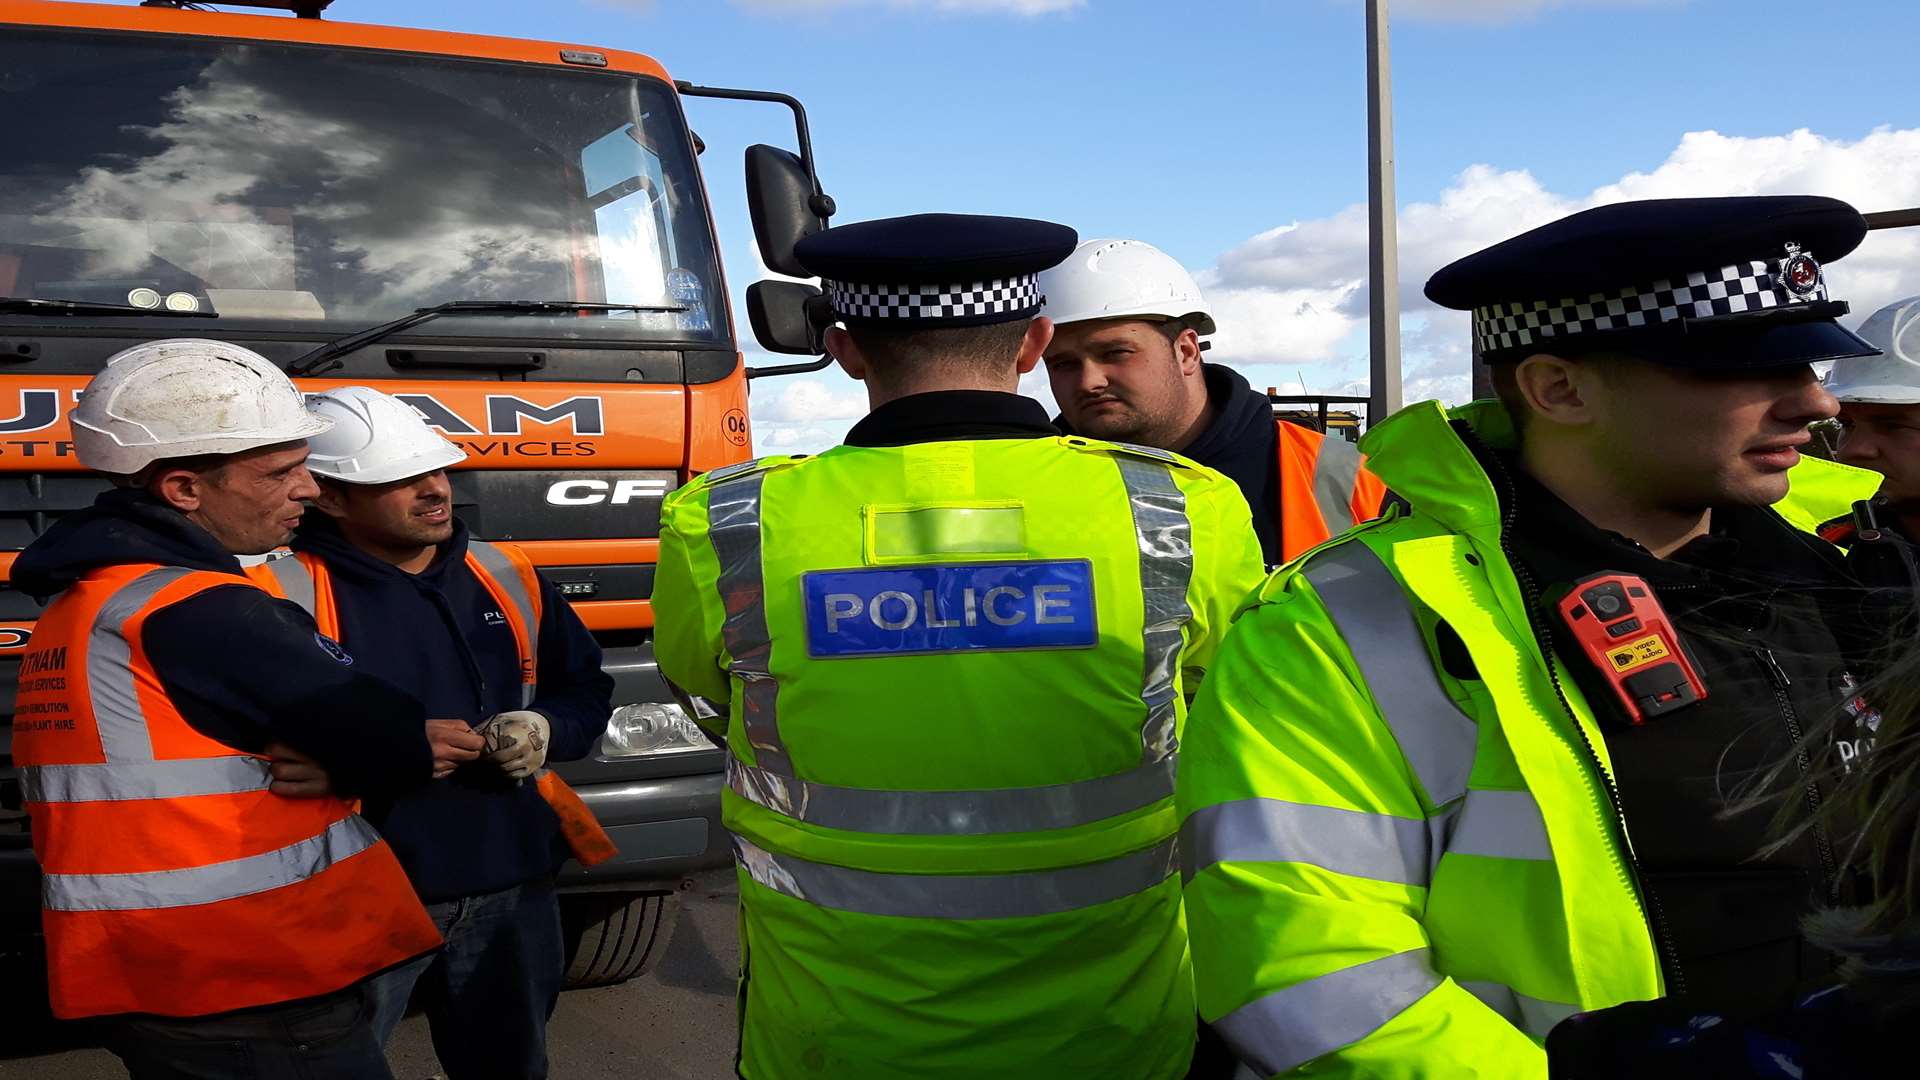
left=246, top=386, right=612, bottom=1080
left=1039, top=239, right=1390, bottom=565
left=1827, top=296, right=1920, bottom=544
left=9, top=340, right=441, bottom=1078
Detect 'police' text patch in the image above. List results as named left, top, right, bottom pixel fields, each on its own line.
left=803, top=560, right=1097, bottom=659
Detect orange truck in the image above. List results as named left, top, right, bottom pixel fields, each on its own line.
left=0, top=0, right=837, bottom=988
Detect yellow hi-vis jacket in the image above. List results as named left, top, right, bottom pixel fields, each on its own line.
left=653, top=435, right=1266, bottom=1080
left=1176, top=399, right=1880, bottom=1078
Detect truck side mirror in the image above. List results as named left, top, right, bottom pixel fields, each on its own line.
left=747, top=280, right=826, bottom=356
left=746, top=144, right=830, bottom=278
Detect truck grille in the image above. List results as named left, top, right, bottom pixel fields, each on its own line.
left=0, top=473, right=114, bottom=551
left=449, top=469, right=675, bottom=542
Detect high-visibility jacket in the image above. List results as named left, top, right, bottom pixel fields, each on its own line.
left=247, top=543, right=616, bottom=868
left=653, top=436, right=1267, bottom=1080
left=1274, top=420, right=1391, bottom=562
left=1176, top=400, right=1880, bottom=1078
left=13, top=562, right=441, bottom=1020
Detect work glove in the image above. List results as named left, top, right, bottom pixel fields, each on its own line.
left=480, top=710, right=550, bottom=779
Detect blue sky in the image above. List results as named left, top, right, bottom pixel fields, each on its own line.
left=335, top=0, right=1920, bottom=450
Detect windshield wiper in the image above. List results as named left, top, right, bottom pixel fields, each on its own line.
left=286, top=300, right=687, bottom=377
left=0, top=297, right=217, bottom=318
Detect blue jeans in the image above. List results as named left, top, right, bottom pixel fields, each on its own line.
left=370, top=877, right=565, bottom=1080
left=106, top=983, right=392, bottom=1080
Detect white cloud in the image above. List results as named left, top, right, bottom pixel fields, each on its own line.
left=1389, top=0, right=1679, bottom=26
left=754, top=125, right=1920, bottom=447
left=1202, top=125, right=1920, bottom=407
left=748, top=372, right=869, bottom=454
left=1204, top=280, right=1366, bottom=364
left=752, top=376, right=868, bottom=423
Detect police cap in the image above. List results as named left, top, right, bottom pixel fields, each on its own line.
left=795, top=213, right=1078, bottom=329
left=1425, top=195, right=1880, bottom=370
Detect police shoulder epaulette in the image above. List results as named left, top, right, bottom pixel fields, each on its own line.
left=688, top=454, right=809, bottom=491
left=1060, top=436, right=1198, bottom=469
left=1257, top=516, right=1402, bottom=600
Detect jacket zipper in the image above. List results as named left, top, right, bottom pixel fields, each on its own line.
left=1754, top=646, right=1840, bottom=898
left=1463, top=425, right=1688, bottom=996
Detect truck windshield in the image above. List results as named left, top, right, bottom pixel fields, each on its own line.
left=0, top=27, right=725, bottom=344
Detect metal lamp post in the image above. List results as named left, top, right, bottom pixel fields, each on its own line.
left=1366, top=0, right=1404, bottom=425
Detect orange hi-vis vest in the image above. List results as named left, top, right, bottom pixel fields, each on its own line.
left=251, top=542, right=544, bottom=707
left=12, top=563, right=441, bottom=1020
left=1274, top=420, right=1391, bottom=562
left=247, top=542, right=616, bottom=868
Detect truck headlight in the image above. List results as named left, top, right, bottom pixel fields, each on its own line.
left=599, top=702, right=709, bottom=758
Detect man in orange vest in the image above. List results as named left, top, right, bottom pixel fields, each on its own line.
left=1039, top=238, right=1391, bottom=566
left=246, top=386, right=613, bottom=1080
left=10, top=339, right=443, bottom=1079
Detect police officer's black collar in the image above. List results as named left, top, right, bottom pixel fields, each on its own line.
left=843, top=390, right=1058, bottom=448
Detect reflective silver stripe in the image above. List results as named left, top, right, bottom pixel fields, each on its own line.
left=263, top=555, right=315, bottom=615
left=89, top=567, right=197, bottom=762
left=20, top=757, right=272, bottom=803
left=42, top=815, right=380, bottom=912
left=728, top=755, right=1175, bottom=836
left=1213, top=948, right=1442, bottom=1076
left=1180, top=797, right=1428, bottom=886
left=733, top=834, right=1178, bottom=920
left=1460, top=980, right=1581, bottom=1038
left=1115, top=456, right=1193, bottom=763
left=1446, top=788, right=1553, bottom=861
left=1311, top=437, right=1364, bottom=532
left=1304, top=544, right=1477, bottom=807
left=469, top=541, right=542, bottom=709
left=708, top=472, right=789, bottom=774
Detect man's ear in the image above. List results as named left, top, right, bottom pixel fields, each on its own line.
left=149, top=468, right=206, bottom=514
left=1514, top=353, right=1603, bottom=428
left=1172, top=327, right=1204, bottom=378
left=825, top=326, right=866, bottom=383
left=310, top=480, right=350, bottom=519
left=1015, top=317, right=1054, bottom=377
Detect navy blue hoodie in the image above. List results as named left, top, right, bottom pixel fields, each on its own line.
left=9, top=490, right=433, bottom=798
left=289, top=511, right=613, bottom=903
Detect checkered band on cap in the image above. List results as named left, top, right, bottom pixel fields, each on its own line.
left=1473, top=255, right=1829, bottom=353
left=824, top=276, right=1042, bottom=322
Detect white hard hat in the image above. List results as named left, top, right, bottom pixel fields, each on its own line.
left=1038, top=238, right=1217, bottom=335
left=303, top=385, right=467, bottom=485
left=1827, top=296, right=1920, bottom=404
left=71, top=339, right=333, bottom=476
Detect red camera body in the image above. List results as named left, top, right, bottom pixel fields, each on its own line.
left=1553, top=573, right=1708, bottom=725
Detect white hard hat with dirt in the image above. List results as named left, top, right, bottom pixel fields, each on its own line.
left=71, top=339, right=333, bottom=476
left=1037, top=238, right=1217, bottom=335
left=303, top=385, right=468, bottom=485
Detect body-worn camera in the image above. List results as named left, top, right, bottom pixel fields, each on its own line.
left=1553, top=573, right=1708, bottom=725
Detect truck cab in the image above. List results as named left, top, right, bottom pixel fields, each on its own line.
left=0, top=0, right=831, bottom=988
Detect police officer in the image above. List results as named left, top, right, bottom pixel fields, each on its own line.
left=246, top=386, right=614, bottom=1080
left=1039, top=238, right=1390, bottom=565
left=652, top=214, right=1265, bottom=1080
left=11, top=340, right=440, bottom=1078
left=1176, top=196, right=1885, bottom=1077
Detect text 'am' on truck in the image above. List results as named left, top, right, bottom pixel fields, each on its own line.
left=0, top=0, right=842, bottom=989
